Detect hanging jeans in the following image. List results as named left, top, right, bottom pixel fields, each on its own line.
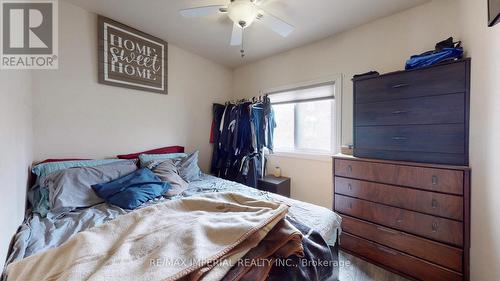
left=251, top=106, right=265, bottom=151
left=210, top=103, right=226, bottom=175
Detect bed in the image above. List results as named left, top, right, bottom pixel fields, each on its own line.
left=3, top=172, right=342, bottom=281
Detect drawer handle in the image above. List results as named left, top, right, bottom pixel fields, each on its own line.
left=377, top=246, right=399, bottom=256
left=432, top=222, right=439, bottom=233
left=348, top=184, right=353, bottom=191
left=392, top=136, right=408, bottom=141
left=431, top=199, right=439, bottom=209
left=432, top=175, right=439, bottom=185
left=396, top=219, right=403, bottom=225
left=376, top=226, right=399, bottom=235
left=347, top=165, right=353, bottom=173
left=392, top=83, right=410, bottom=89
left=391, top=110, right=409, bottom=115
left=348, top=202, right=353, bottom=209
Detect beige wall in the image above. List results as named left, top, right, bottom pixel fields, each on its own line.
left=459, top=0, right=500, bottom=279
left=32, top=1, right=233, bottom=171
left=0, top=71, right=33, bottom=263
left=232, top=0, right=461, bottom=208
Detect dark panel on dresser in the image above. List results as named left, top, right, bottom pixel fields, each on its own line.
left=353, top=148, right=467, bottom=167
left=354, top=60, right=467, bottom=104
left=355, top=124, right=465, bottom=154
left=333, top=156, right=470, bottom=281
left=353, top=59, right=470, bottom=165
left=355, top=93, right=465, bottom=126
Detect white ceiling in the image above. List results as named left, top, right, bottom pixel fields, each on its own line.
left=64, top=0, right=430, bottom=68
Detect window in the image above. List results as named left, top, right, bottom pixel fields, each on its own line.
left=268, top=79, right=340, bottom=155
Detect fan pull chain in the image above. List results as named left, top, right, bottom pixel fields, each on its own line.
left=241, top=29, right=245, bottom=58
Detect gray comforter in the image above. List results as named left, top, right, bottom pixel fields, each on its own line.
left=4, top=174, right=342, bottom=270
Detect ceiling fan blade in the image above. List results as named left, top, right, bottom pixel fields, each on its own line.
left=179, top=5, right=227, bottom=18
left=257, top=9, right=294, bottom=37
left=230, top=23, right=243, bottom=46
left=253, top=0, right=276, bottom=5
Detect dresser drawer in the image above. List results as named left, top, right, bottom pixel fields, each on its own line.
left=335, top=177, right=463, bottom=220
left=355, top=61, right=467, bottom=104
left=354, top=148, right=468, bottom=166
left=355, top=93, right=465, bottom=126
left=334, top=159, right=464, bottom=195
left=341, top=215, right=463, bottom=272
left=335, top=195, right=463, bottom=246
left=355, top=124, right=465, bottom=154
left=340, top=232, right=462, bottom=281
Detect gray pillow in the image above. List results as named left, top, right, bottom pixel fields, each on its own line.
left=177, top=151, right=202, bottom=182
left=145, top=159, right=188, bottom=197
left=40, top=160, right=137, bottom=215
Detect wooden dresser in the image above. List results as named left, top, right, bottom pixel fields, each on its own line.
left=333, top=155, right=470, bottom=281
left=353, top=58, right=470, bottom=166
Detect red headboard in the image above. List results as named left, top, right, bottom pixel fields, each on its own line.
left=116, top=146, right=185, bottom=159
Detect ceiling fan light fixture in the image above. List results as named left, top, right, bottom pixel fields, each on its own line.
left=178, top=0, right=295, bottom=56
left=228, top=0, right=257, bottom=28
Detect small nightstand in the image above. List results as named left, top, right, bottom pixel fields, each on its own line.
left=257, top=176, right=291, bottom=197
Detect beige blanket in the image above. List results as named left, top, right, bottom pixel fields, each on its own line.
left=6, top=192, right=290, bottom=281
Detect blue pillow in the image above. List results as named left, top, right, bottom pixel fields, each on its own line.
left=32, top=159, right=127, bottom=180
left=92, top=168, right=170, bottom=210
left=138, top=153, right=187, bottom=167
left=31, top=159, right=133, bottom=216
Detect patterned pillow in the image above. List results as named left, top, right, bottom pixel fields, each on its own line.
left=177, top=151, right=202, bottom=182
left=139, top=153, right=187, bottom=167
left=145, top=159, right=188, bottom=197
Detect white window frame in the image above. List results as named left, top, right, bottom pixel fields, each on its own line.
left=260, top=74, right=343, bottom=158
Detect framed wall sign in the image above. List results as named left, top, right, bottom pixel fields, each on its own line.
left=98, top=16, right=168, bottom=94
left=489, top=0, right=500, bottom=27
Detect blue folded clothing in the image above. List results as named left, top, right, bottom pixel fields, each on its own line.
left=405, top=48, right=463, bottom=70
left=92, top=168, right=170, bottom=209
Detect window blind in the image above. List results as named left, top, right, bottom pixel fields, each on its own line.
left=267, top=82, right=335, bottom=105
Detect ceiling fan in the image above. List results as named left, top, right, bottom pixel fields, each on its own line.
left=179, top=0, right=294, bottom=57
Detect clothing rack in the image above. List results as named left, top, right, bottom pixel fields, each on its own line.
left=223, top=95, right=267, bottom=105
left=210, top=95, right=275, bottom=188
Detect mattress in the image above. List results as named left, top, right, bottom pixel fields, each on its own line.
left=4, top=174, right=342, bottom=268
